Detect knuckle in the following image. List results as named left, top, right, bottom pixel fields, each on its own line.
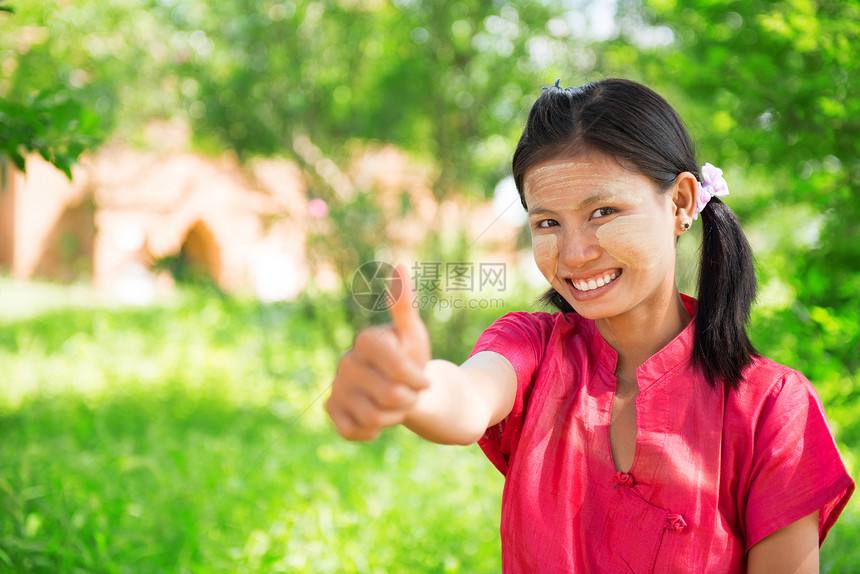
left=353, top=329, right=372, bottom=349
left=325, top=392, right=345, bottom=416
left=388, top=360, right=411, bottom=382
left=354, top=326, right=386, bottom=349
left=328, top=376, right=348, bottom=400
left=362, top=409, right=383, bottom=429
left=337, top=354, right=359, bottom=378
left=376, top=386, right=398, bottom=409
left=359, top=327, right=395, bottom=354
left=330, top=411, right=354, bottom=439
left=342, top=426, right=363, bottom=441
left=343, top=420, right=378, bottom=442
left=353, top=428, right=380, bottom=442
left=380, top=385, right=414, bottom=409
left=364, top=428, right=382, bottom=441
left=335, top=355, right=372, bottom=389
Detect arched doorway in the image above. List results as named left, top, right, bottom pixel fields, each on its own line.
left=33, top=199, right=95, bottom=282
left=157, top=220, right=222, bottom=286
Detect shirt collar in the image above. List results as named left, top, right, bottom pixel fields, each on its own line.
left=588, top=293, right=698, bottom=392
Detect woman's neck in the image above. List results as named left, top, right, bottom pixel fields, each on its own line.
left=596, top=289, right=691, bottom=392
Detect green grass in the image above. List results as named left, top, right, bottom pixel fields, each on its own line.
left=0, top=390, right=502, bottom=573
left=0, top=283, right=505, bottom=573
left=0, top=280, right=856, bottom=572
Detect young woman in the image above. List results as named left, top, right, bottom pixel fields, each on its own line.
left=325, top=78, right=854, bottom=572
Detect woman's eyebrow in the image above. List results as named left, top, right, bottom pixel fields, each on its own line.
left=573, top=192, right=615, bottom=211
left=527, top=206, right=557, bottom=217
left=528, top=192, right=616, bottom=216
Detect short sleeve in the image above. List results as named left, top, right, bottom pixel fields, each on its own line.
left=744, top=370, right=855, bottom=551
left=468, top=312, right=556, bottom=475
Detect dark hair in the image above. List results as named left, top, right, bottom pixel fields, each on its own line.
left=512, top=78, right=758, bottom=389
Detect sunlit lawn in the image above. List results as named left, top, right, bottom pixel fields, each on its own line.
left=0, top=281, right=502, bottom=573
left=0, top=279, right=856, bottom=572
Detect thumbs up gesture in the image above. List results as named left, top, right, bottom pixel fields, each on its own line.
left=326, top=265, right=431, bottom=441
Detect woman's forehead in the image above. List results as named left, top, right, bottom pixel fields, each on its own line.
left=525, top=159, right=612, bottom=189
left=525, top=152, right=630, bottom=182
left=523, top=156, right=654, bottom=206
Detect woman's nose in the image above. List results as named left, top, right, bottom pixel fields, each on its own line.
left=558, top=227, right=600, bottom=269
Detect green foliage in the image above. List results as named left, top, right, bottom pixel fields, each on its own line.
left=0, top=4, right=102, bottom=178
left=142, top=0, right=558, bottom=197
left=0, top=89, right=101, bottom=179
left=0, top=0, right=562, bottom=198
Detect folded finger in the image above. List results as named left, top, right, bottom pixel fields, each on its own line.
left=341, top=357, right=420, bottom=410
left=348, top=389, right=407, bottom=431
left=353, top=327, right=429, bottom=390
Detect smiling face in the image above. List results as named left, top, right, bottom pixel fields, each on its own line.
left=524, top=153, right=680, bottom=322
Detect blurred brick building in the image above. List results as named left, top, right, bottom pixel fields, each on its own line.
left=0, top=144, right=310, bottom=303
left=0, top=132, right=526, bottom=303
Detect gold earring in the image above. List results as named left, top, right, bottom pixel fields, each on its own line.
left=681, top=220, right=691, bottom=231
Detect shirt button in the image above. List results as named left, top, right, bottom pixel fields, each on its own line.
left=665, top=514, right=687, bottom=533
left=614, top=471, right=634, bottom=487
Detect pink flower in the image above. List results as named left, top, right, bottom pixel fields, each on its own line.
left=308, top=198, right=329, bottom=219
left=694, top=163, right=730, bottom=220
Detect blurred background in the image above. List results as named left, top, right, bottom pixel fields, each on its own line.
left=0, top=0, right=857, bottom=571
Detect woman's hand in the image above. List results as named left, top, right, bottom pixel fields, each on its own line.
left=326, top=265, right=431, bottom=441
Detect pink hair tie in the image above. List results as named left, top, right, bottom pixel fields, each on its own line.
left=693, top=162, right=730, bottom=220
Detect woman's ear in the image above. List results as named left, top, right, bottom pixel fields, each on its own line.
left=672, top=172, right=699, bottom=236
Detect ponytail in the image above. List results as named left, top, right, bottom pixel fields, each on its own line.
left=694, top=197, right=758, bottom=389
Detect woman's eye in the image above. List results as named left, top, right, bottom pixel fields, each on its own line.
left=536, top=219, right=559, bottom=228
left=590, top=207, right=616, bottom=219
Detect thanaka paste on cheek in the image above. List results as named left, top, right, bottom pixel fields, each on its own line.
left=532, top=234, right=558, bottom=283
left=595, top=213, right=667, bottom=269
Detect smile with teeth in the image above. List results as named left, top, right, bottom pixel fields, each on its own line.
left=569, top=271, right=620, bottom=292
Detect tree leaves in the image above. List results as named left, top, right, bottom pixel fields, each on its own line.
left=0, top=89, right=102, bottom=179
left=0, top=3, right=102, bottom=179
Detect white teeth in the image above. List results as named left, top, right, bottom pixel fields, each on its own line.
left=572, top=272, right=619, bottom=292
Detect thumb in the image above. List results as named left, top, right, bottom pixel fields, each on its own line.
left=387, top=263, right=431, bottom=367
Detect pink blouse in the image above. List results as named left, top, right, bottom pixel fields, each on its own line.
left=471, top=295, right=854, bottom=572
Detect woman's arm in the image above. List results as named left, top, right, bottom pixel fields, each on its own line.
left=403, top=352, right=517, bottom=445
left=326, top=265, right=516, bottom=444
left=747, top=511, right=819, bottom=573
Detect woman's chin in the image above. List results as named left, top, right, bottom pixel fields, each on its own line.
left=553, top=277, right=624, bottom=319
